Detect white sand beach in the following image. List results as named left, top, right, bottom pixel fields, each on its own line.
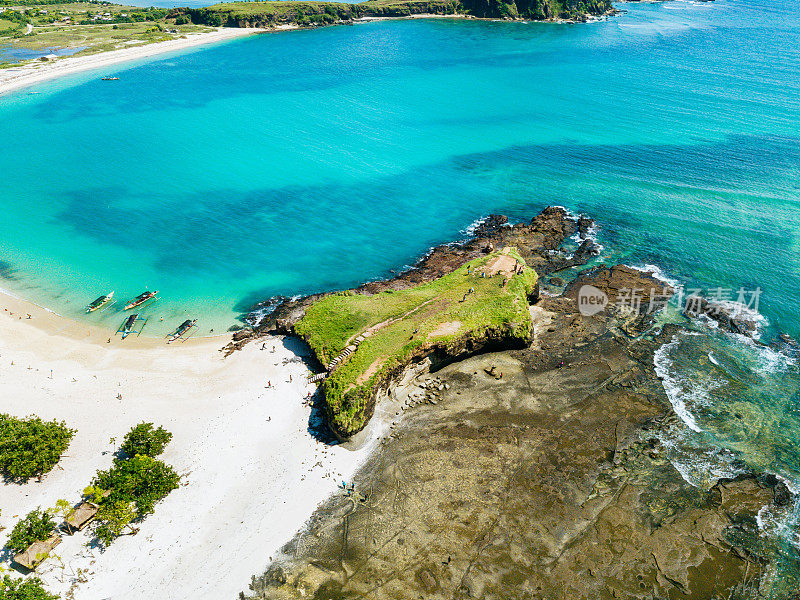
left=0, top=291, right=388, bottom=599
left=0, top=27, right=263, bottom=96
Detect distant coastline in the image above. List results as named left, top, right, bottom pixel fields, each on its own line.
left=0, top=0, right=616, bottom=96
left=0, top=27, right=261, bottom=96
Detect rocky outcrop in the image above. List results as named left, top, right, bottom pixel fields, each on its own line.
left=243, top=266, right=791, bottom=600
left=683, top=293, right=761, bottom=337
left=224, top=207, right=599, bottom=356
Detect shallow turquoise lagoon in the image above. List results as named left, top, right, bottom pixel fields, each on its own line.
left=1, top=0, right=800, bottom=585
left=1, top=0, right=798, bottom=337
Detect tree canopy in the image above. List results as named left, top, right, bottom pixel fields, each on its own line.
left=118, top=422, right=172, bottom=459
left=0, top=575, right=59, bottom=600
left=0, top=414, right=75, bottom=482
left=87, top=424, right=179, bottom=546
left=93, top=454, right=179, bottom=517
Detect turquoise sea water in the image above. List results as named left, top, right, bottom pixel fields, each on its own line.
left=1, top=0, right=799, bottom=589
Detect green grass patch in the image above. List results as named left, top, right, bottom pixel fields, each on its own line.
left=296, top=248, right=536, bottom=437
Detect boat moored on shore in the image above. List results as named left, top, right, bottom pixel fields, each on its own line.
left=85, top=291, right=114, bottom=313
left=117, top=313, right=147, bottom=339
left=124, top=290, right=158, bottom=310
left=167, top=318, right=197, bottom=343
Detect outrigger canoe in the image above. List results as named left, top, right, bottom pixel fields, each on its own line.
left=118, top=313, right=147, bottom=339
left=124, top=290, right=158, bottom=310
left=86, top=291, right=114, bottom=313
left=167, top=319, right=197, bottom=344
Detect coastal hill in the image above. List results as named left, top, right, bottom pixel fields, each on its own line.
left=186, top=0, right=613, bottom=29
left=296, top=247, right=538, bottom=438
left=233, top=207, right=603, bottom=440
left=244, top=217, right=797, bottom=600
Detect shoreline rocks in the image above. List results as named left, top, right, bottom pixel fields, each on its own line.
left=225, top=206, right=600, bottom=355
left=242, top=263, right=793, bottom=599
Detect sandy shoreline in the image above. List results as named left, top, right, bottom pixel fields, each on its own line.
left=0, top=289, right=390, bottom=599
left=0, top=27, right=263, bottom=96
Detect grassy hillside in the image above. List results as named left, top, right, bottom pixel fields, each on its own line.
left=190, top=0, right=612, bottom=27
left=295, top=247, right=537, bottom=438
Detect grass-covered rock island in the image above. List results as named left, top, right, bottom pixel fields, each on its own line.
left=235, top=207, right=602, bottom=440
left=296, top=247, right=537, bottom=437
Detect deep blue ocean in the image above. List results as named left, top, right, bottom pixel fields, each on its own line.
left=1, top=0, right=799, bottom=590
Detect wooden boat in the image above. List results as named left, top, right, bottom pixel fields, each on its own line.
left=101, top=76, right=119, bottom=81
left=167, top=319, right=197, bottom=344
left=85, top=291, right=114, bottom=313
left=118, top=313, right=147, bottom=339
left=124, top=290, right=158, bottom=310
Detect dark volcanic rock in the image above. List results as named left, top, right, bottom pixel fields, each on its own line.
left=564, top=264, right=674, bottom=319
left=683, top=294, right=760, bottom=337
left=244, top=273, right=788, bottom=599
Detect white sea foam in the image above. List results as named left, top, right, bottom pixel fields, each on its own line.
left=628, top=263, right=681, bottom=288
left=654, top=336, right=704, bottom=432
left=461, top=215, right=489, bottom=238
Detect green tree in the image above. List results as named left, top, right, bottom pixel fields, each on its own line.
left=118, top=422, right=172, bottom=460
left=7, top=508, right=56, bottom=554
left=0, top=414, right=75, bottom=482
left=93, top=454, right=179, bottom=516
left=0, top=575, right=59, bottom=600
left=93, top=501, right=138, bottom=547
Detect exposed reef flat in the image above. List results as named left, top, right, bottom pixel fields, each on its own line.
left=244, top=262, right=793, bottom=600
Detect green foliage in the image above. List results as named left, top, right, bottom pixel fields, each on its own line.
left=118, top=423, right=172, bottom=460
left=93, top=501, right=137, bottom=547
left=0, top=414, right=75, bottom=482
left=93, top=454, right=179, bottom=518
left=7, top=508, right=56, bottom=554
left=297, top=249, right=537, bottom=437
left=194, top=0, right=608, bottom=27
left=0, top=575, right=59, bottom=600
left=87, top=425, right=178, bottom=546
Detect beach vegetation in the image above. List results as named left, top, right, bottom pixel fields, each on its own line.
left=0, top=413, right=75, bottom=482
left=296, top=248, right=537, bottom=437
left=7, top=508, right=56, bottom=554
left=118, top=422, right=172, bottom=459
left=0, top=575, right=59, bottom=600
left=86, top=424, right=179, bottom=546
left=191, top=0, right=609, bottom=28
left=91, top=454, right=179, bottom=516
left=93, top=500, right=138, bottom=546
